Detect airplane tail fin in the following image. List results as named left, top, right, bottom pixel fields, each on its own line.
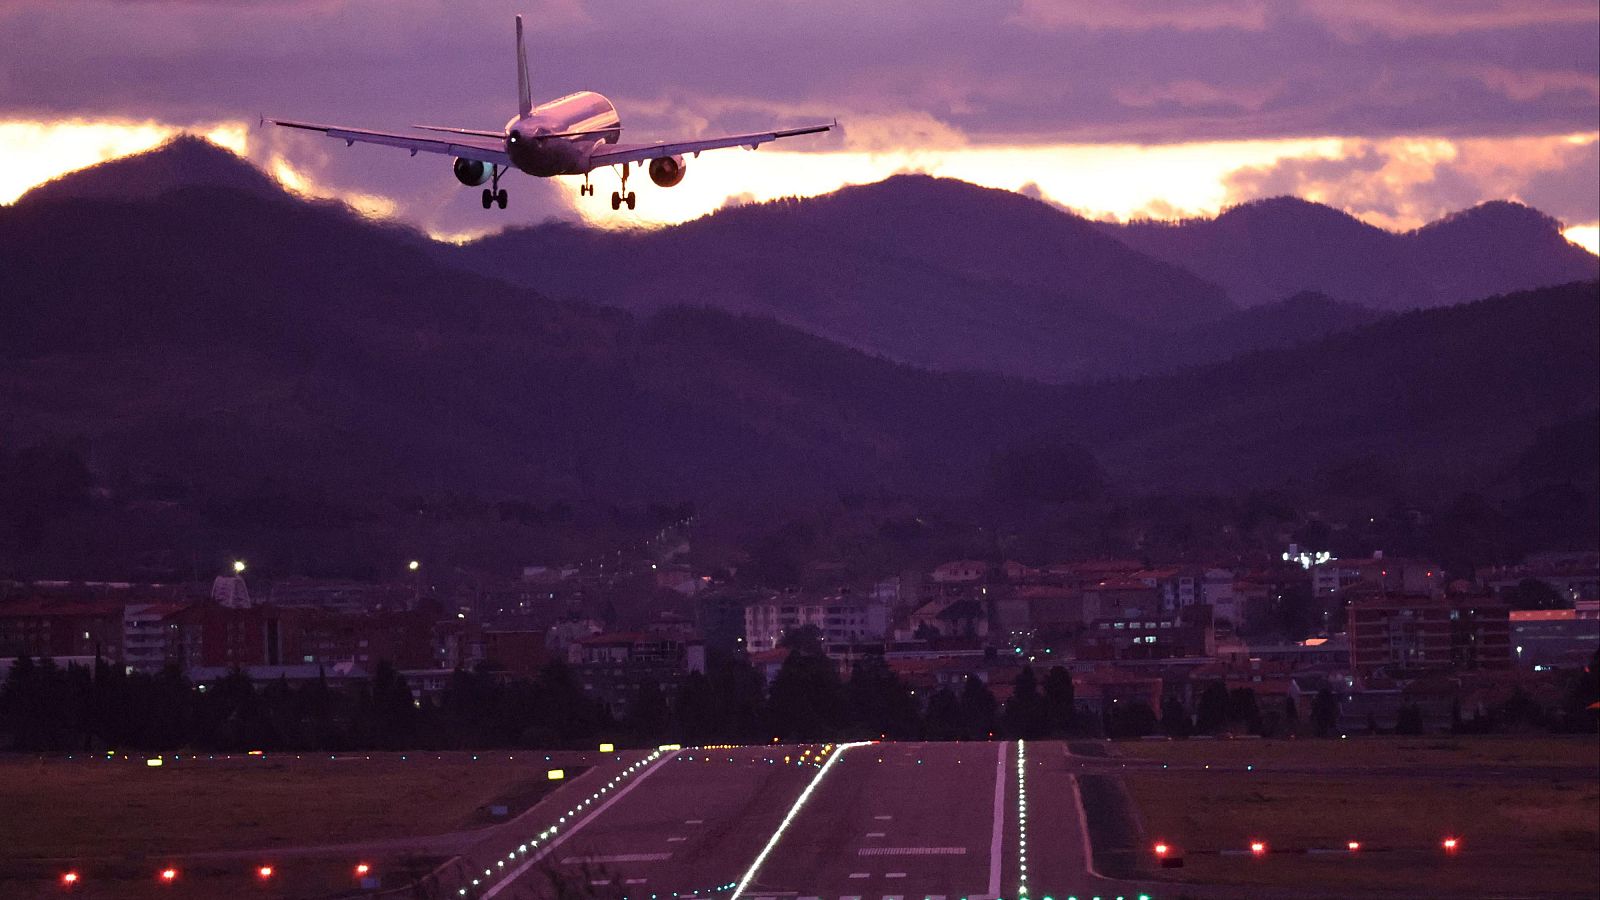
left=515, top=15, right=533, bottom=116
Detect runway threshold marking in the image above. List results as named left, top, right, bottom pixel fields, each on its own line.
left=987, top=741, right=1007, bottom=899
left=560, top=852, right=671, bottom=863
left=480, top=749, right=682, bottom=899
left=858, top=847, right=966, bottom=856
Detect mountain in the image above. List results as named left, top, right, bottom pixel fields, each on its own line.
left=456, top=174, right=1236, bottom=382
left=1060, top=280, right=1599, bottom=491
left=0, top=182, right=1060, bottom=510
left=2, top=140, right=1594, bottom=516
left=13, top=135, right=285, bottom=206
left=1101, top=196, right=1599, bottom=311
left=1125, top=291, right=1380, bottom=374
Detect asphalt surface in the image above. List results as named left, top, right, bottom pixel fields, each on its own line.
left=462, top=740, right=1143, bottom=900
left=748, top=741, right=1008, bottom=898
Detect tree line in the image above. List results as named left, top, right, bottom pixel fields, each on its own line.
left=3, top=641, right=1594, bottom=752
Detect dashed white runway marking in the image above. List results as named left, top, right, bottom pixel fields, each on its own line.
left=885, top=871, right=906, bottom=878
left=873, top=814, right=893, bottom=820
left=685, top=818, right=704, bottom=824
left=857, top=847, right=967, bottom=856
left=848, top=872, right=869, bottom=879
left=667, top=836, right=688, bottom=842
left=624, top=878, right=646, bottom=885
left=559, top=852, right=670, bottom=864
left=865, top=831, right=886, bottom=838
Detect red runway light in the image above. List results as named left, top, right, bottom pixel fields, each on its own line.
left=1443, top=837, right=1460, bottom=852
left=1347, top=840, right=1361, bottom=852
left=1250, top=841, right=1267, bottom=856
left=355, top=863, right=371, bottom=876
left=159, top=868, right=178, bottom=883
left=257, top=865, right=274, bottom=879
left=1153, top=842, right=1170, bottom=857
left=60, top=871, right=79, bottom=886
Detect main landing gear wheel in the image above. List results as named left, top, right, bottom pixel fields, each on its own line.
left=481, top=165, right=508, bottom=210
left=580, top=179, right=594, bottom=197
left=610, top=162, right=636, bottom=211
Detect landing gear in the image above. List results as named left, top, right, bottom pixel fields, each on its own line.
left=580, top=174, right=594, bottom=197
left=481, top=166, right=509, bottom=210
left=610, top=162, right=636, bottom=210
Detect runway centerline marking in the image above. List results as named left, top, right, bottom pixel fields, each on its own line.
left=873, top=814, right=893, bottom=820
left=667, top=836, right=687, bottom=842
left=848, top=872, right=869, bottom=879
left=858, top=847, right=967, bottom=855
left=865, top=831, right=886, bottom=838
left=987, top=741, right=1007, bottom=899
left=886, top=871, right=907, bottom=878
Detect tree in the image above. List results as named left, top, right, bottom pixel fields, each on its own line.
left=1394, top=703, right=1425, bottom=735
left=1002, top=667, right=1048, bottom=739
left=1504, top=577, right=1568, bottom=610
left=1105, top=699, right=1158, bottom=738
left=1280, top=696, right=1300, bottom=737
left=958, top=676, right=998, bottom=740
left=1311, top=688, right=1339, bottom=737
left=1041, top=666, right=1076, bottom=736
left=767, top=644, right=844, bottom=741
left=364, top=661, right=418, bottom=749
left=924, top=687, right=962, bottom=741
left=1195, top=682, right=1229, bottom=734
left=1227, top=687, right=1262, bottom=735
left=1160, top=696, right=1191, bottom=737
left=844, top=654, right=917, bottom=740
left=625, top=681, right=670, bottom=741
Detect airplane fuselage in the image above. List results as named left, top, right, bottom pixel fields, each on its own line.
left=504, top=90, right=620, bottom=176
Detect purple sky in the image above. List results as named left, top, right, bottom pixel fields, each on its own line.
left=2, top=0, right=1596, bottom=239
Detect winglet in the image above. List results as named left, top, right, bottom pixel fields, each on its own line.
left=515, top=15, right=533, bottom=117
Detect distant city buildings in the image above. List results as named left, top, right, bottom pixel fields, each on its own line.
left=0, top=541, right=1593, bottom=738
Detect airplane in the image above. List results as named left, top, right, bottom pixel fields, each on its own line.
left=267, top=15, right=834, bottom=211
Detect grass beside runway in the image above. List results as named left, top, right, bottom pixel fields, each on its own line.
left=0, top=750, right=600, bottom=899
left=1115, top=738, right=1599, bottom=896
left=1108, top=733, right=1598, bottom=770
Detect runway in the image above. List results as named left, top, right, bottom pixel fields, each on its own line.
left=459, top=740, right=1136, bottom=900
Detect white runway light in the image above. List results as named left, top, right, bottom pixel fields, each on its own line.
left=731, top=742, right=871, bottom=899
left=1017, top=739, right=1029, bottom=899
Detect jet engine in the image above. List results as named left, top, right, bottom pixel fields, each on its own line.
left=648, top=155, right=687, bottom=188
left=453, top=157, right=491, bottom=186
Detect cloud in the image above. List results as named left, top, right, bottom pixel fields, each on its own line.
left=2, top=0, right=1594, bottom=147
left=1301, top=0, right=1598, bottom=37
left=1222, top=133, right=1600, bottom=229
left=1009, top=0, right=1270, bottom=32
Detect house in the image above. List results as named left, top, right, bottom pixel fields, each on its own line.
left=1347, top=593, right=1511, bottom=683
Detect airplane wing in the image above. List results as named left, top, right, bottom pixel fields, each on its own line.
left=586, top=122, right=834, bottom=168
left=266, top=118, right=511, bottom=167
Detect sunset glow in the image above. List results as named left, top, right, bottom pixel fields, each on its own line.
left=5, top=118, right=1596, bottom=252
